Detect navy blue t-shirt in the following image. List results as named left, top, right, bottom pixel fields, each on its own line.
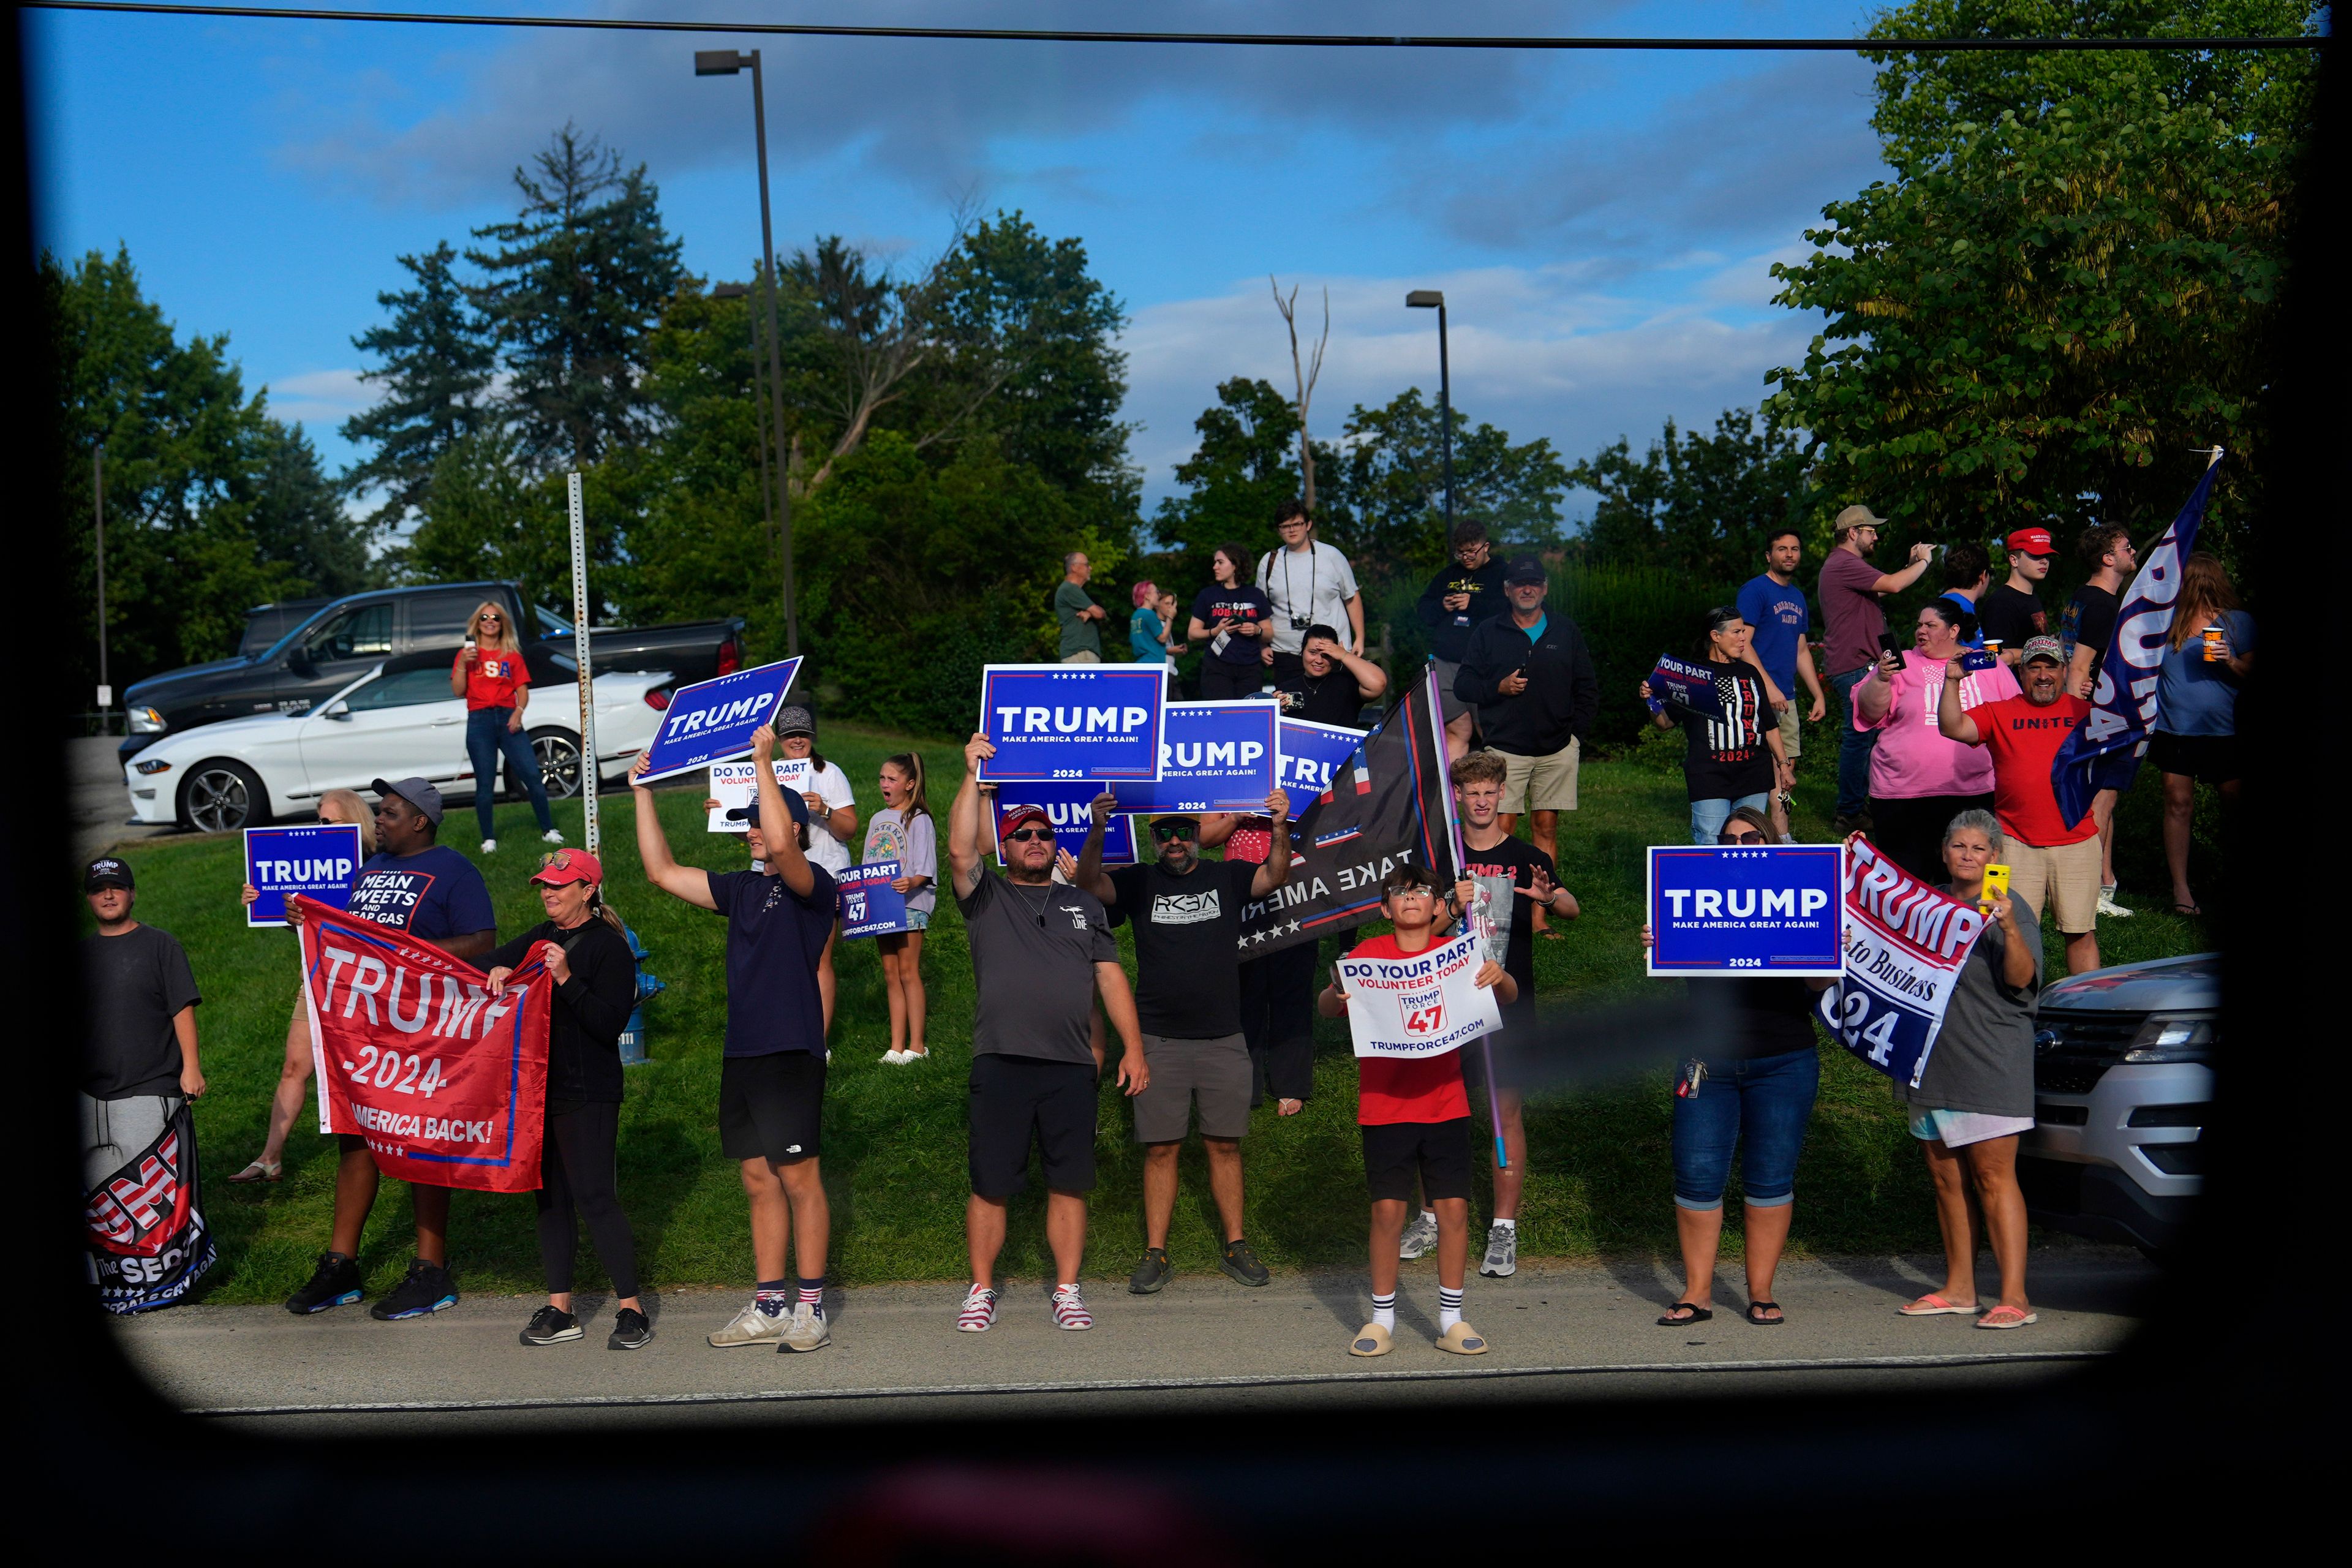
left=346, top=846, right=494, bottom=941
left=707, top=866, right=836, bottom=1057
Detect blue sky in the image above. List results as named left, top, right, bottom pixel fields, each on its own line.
left=29, top=1, right=1895, bottom=519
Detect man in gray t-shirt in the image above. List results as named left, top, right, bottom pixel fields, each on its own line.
left=945, top=733, right=1146, bottom=1333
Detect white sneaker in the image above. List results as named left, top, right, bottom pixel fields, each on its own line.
left=2097, top=885, right=2133, bottom=918
left=1398, top=1209, right=1439, bottom=1261
left=956, top=1285, right=999, bottom=1332
left=480, top=839, right=498, bottom=854
left=778, top=1301, right=831, bottom=1353
left=1480, top=1222, right=1518, bottom=1278
left=881, top=1050, right=908, bottom=1065
left=706, top=1299, right=790, bottom=1348
left=541, top=829, right=565, bottom=845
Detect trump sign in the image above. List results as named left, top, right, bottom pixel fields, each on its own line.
left=978, top=665, right=1166, bottom=783
left=1646, top=843, right=1844, bottom=977
left=638, top=657, right=805, bottom=782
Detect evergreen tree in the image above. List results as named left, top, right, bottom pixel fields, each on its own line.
left=341, top=239, right=495, bottom=529
left=246, top=421, right=376, bottom=598
left=470, top=124, right=684, bottom=470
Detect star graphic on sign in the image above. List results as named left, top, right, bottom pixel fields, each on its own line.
left=1286, top=920, right=1302, bottom=935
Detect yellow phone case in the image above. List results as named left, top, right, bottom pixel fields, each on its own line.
left=1981, top=862, right=2011, bottom=909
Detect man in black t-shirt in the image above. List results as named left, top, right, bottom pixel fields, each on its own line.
left=2060, top=522, right=2139, bottom=914
left=1276, top=624, right=1388, bottom=728
left=1430, top=752, right=1580, bottom=1278
left=1978, top=527, right=2055, bottom=662
left=1078, top=788, right=1294, bottom=1295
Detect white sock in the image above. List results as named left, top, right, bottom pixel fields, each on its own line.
left=1439, top=1284, right=1465, bottom=1332
left=1492, top=1217, right=1516, bottom=1232
left=1371, top=1291, right=1396, bottom=1332
left=1418, top=1208, right=1436, bottom=1227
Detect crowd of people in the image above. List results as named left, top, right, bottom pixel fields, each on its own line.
left=78, top=503, right=2248, bottom=1355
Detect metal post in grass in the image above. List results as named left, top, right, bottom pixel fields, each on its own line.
left=568, top=471, right=601, bottom=855
left=94, top=445, right=112, bottom=733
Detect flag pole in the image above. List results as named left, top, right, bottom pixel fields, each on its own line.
left=1427, top=659, right=1509, bottom=1171
left=568, top=473, right=600, bottom=855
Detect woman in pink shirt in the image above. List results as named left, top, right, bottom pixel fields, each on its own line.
left=1854, top=600, right=2019, bottom=880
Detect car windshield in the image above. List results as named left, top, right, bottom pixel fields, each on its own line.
left=535, top=603, right=574, bottom=639
left=340, top=666, right=456, bottom=712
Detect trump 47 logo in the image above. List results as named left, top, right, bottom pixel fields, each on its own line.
left=1400, top=984, right=1446, bottom=1037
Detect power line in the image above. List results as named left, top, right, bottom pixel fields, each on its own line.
left=17, top=1, right=2334, bottom=52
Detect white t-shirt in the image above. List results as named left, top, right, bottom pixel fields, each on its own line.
left=1256, top=540, right=1360, bottom=655
left=799, top=759, right=858, bottom=874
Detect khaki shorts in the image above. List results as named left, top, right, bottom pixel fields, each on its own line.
left=1776, top=704, right=1803, bottom=760
left=1500, top=737, right=1580, bottom=815
left=2005, top=833, right=2101, bottom=934
left=1060, top=649, right=1100, bottom=664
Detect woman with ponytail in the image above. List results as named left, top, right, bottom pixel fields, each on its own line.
left=483, top=848, right=649, bottom=1350
left=1639, top=606, right=1794, bottom=845
left=1852, top=600, right=2019, bottom=880
left=864, top=753, right=937, bottom=1064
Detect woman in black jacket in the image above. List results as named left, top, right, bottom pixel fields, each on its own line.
left=484, top=848, right=649, bottom=1350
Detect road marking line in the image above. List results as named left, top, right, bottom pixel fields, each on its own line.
left=187, top=1348, right=2107, bottom=1417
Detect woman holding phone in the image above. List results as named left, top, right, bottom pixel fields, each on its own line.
left=228, top=788, right=377, bottom=1183
left=1852, top=600, right=2019, bottom=880
left=483, top=849, right=649, bottom=1349
left=1188, top=543, right=1275, bottom=700
left=451, top=601, right=563, bottom=854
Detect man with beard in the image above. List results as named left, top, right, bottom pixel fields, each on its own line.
left=1817, top=506, right=1937, bottom=835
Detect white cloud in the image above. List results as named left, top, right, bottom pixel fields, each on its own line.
left=267, top=366, right=376, bottom=426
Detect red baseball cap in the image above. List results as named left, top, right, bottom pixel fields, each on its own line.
left=998, top=805, right=1053, bottom=842
left=531, top=848, right=605, bottom=887
left=2003, top=527, right=2055, bottom=557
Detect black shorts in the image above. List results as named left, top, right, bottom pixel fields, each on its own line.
left=2149, top=731, right=2243, bottom=786
left=718, top=1051, right=826, bottom=1163
left=968, top=1054, right=1099, bottom=1197
left=1361, top=1118, right=1474, bottom=1204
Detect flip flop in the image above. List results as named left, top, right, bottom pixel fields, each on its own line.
left=1976, top=1305, right=2039, bottom=1330
left=1745, top=1300, right=1785, bottom=1325
left=1348, top=1322, right=1393, bottom=1358
left=2170, top=903, right=2204, bottom=918
left=1656, top=1302, right=1713, bottom=1326
left=1434, top=1321, right=1489, bottom=1355
left=1899, top=1292, right=1983, bottom=1316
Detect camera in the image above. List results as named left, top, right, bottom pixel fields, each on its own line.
left=1291, top=616, right=1313, bottom=631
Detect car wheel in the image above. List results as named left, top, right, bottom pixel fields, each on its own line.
left=529, top=728, right=583, bottom=800
left=179, top=760, right=267, bottom=833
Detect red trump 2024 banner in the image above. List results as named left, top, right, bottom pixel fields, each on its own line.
left=292, top=893, right=550, bottom=1194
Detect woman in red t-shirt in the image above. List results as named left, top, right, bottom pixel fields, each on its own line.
left=450, top=601, right=562, bottom=853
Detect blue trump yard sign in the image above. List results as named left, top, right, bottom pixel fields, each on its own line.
left=1276, top=716, right=1370, bottom=800
left=1112, top=700, right=1280, bottom=813
left=245, top=822, right=364, bottom=928
left=638, top=657, right=805, bottom=782
left=991, top=782, right=1137, bottom=866
left=979, top=665, right=1166, bottom=783
left=1646, top=843, right=1844, bottom=977
left=836, top=861, right=912, bottom=940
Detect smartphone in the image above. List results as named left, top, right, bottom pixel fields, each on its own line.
left=462, top=636, right=477, bottom=656
left=1981, top=862, right=2011, bottom=910
left=1878, top=629, right=1909, bottom=660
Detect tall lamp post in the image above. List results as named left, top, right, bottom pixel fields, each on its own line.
left=1405, top=290, right=1454, bottom=530
left=696, top=48, right=797, bottom=657
left=94, top=445, right=112, bottom=731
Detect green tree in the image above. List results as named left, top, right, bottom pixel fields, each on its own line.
left=470, top=125, right=684, bottom=470
left=1323, top=388, right=1570, bottom=586
left=393, top=427, right=573, bottom=608
left=1147, top=377, right=1317, bottom=595
left=1566, top=407, right=1813, bottom=579
left=246, top=421, right=377, bottom=599
left=341, top=239, right=496, bottom=530
left=1766, top=0, right=2316, bottom=561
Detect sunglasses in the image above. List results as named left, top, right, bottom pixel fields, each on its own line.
left=478, top=614, right=503, bottom=623
left=1150, top=821, right=1198, bottom=843
left=1004, top=827, right=1056, bottom=843
left=1720, top=831, right=1766, bottom=845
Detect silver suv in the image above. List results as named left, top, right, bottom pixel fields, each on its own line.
left=2016, top=951, right=2218, bottom=1257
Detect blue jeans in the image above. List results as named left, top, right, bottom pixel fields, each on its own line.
left=466, top=706, right=555, bottom=840
left=1828, top=667, right=1879, bottom=819
left=1670, top=1046, right=1821, bottom=1210
left=1689, top=791, right=1773, bottom=845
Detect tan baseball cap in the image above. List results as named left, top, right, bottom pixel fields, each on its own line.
left=1834, top=505, right=1888, bottom=536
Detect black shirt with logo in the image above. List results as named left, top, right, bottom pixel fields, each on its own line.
left=1189, top=584, right=1276, bottom=668
left=1415, top=557, right=1513, bottom=663
left=1106, top=858, right=1260, bottom=1038
left=346, top=846, right=494, bottom=941
left=1457, top=833, right=1556, bottom=1031
left=1676, top=660, right=1776, bottom=803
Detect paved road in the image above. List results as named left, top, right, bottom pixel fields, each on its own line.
left=116, top=1249, right=2154, bottom=1433
left=69, top=735, right=185, bottom=864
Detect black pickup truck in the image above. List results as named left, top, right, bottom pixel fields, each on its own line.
left=119, top=581, right=748, bottom=763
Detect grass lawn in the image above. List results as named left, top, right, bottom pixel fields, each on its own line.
left=94, top=717, right=2215, bottom=1303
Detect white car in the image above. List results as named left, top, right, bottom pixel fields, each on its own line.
left=123, top=649, right=675, bottom=834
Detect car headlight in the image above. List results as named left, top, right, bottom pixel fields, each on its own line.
left=134, top=758, right=173, bottom=775
left=127, top=707, right=167, bottom=734
left=2123, top=1011, right=2218, bottom=1063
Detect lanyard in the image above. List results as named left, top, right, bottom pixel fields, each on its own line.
left=1268, top=544, right=1317, bottom=621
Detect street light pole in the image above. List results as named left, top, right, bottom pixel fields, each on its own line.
left=94, top=444, right=112, bottom=730
left=697, top=48, right=798, bottom=657
left=1405, top=290, right=1455, bottom=530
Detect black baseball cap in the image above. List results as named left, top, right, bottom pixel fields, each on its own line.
left=774, top=704, right=816, bottom=739
left=85, top=857, right=134, bottom=892
left=1503, top=554, right=1548, bottom=586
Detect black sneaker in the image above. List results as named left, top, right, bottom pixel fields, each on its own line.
left=284, top=1251, right=363, bottom=1315
left=609, top=1307, right=654, bottom=1351
left=520, top=1304, right=581, bottom=1346
left=1219, top=1237, right=1271, bottom=1287
left=369, top=1258, right=459, bottom=1321
left=1128, top=1246, right=1172, bottom=1294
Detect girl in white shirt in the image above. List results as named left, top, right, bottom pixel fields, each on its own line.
left=862, top=752, right=937, bottom=1063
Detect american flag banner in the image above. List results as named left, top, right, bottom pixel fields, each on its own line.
left=85, top=1099, right=214, bottom=1314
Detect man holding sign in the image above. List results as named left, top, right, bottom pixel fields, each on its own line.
left=1319, top=864, right=1515, bottom=1359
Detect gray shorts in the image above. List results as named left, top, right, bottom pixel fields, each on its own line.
left=1131, top=1032, right=1253, bottom=1143
left=1433, top=658, right=1475, bottom=725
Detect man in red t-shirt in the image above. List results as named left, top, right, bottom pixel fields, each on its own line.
left=1319, top=863, right=1516, bottom=1359
left=1938, top=636, right=2100, bottom=974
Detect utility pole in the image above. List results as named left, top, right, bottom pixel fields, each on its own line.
left=94, top=445, right=112, bottom=731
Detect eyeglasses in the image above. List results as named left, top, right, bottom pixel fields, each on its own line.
left=1150, top=821, right=1198, bottom=843
left=1005, top=827, right=1056, bottom=843
left=1720, top=831, right=1767, bottom=845
left=478, top=614, right=502, bottom=624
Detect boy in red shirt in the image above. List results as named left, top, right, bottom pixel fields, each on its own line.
left=1320, top=862, right=1516, bottom=1357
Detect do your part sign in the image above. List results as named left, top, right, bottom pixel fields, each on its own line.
left=978, top=665, right=1166, bottom=783
left=1333, top=932, right=1501, bottom=1060
left=245, top=823, right=364, bottom=927
left=1646, top=844, right=1844, bottom=976
left=705, top=758, right=814, bottom=832
left=638, top=657, right=804, bottom=782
